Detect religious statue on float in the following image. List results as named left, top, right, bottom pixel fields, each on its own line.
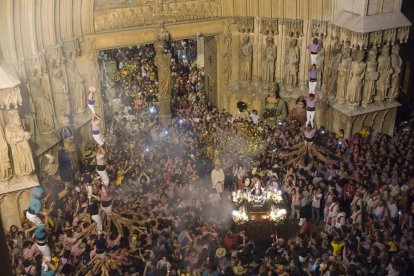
left=288, top=97, right=307, bottom=127
left=155, top=42, right=172, bottom=100
left=5, top=110, right=35, bottom=176
left=263, top=86, right=287, bottom=127
left=56, top=126, right=79, bottom=185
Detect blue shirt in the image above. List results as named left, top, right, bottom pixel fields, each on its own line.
left=34, top=224, right=47, bottom=240
left=29, top=198, right=42, bottom=214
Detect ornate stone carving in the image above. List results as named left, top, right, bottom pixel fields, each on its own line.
left=311, top=20, right=328, bottom=38
left=239, top=34, right=253, bottom=82
left=388, top=44, right=402, bottom=101
left=260, top=18, right=279, bottom=35
left=284, top=38, right=300, bottom=88
left=397, top=26, right=409, bottom=43
left=46, top=47, right=71, bottom=125
left=346, top=50, right=366, bottom=107
left=5, top=110, right=35, bottom=176
left=223, top=20, right=232, bottom=86
left=0, top=67, right=23, bottom=109
left=76, top=37, right=101, bottom=112
left=327, top=42, right=343, bottom=93
left=261, top=35, right=277, bottom=83
left=0, top=125, right=12, bottom=180
left=95, top=0, right=218, bottom=32
left=336, top=46, right=353, bottom=103
left=235, top=17, right=255, bottom=33
left=283, top=19, right=303, bottom=37
left=369, top=31, right=383, bottom=48
left=28, top=71, right=55, bottom=134
left=362, top=49, right=379, bottom=106
left=350, top=32, right=369, bottom=49
left=383, top=29, right=397, bottom=45
left=64, top=39, right=87, bottom=114
left=375, top=45, right=392, bottom=102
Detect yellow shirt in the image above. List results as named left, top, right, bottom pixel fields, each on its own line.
left=331, top=241, right=345, bottom=257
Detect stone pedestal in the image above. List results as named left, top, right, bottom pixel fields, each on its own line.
left=159, top=98, right=171, bottom=126
left=329, top=101, right=400, bottom=138
left=0, top=175, right=38, bottom=230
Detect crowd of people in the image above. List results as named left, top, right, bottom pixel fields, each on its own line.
left=4, top=38, right=414, bottom=276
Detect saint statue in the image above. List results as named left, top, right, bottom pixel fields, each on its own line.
left=284, top=38, right=300, bottom=88
left=29, top=72, right=55, bottom=134
left=5, top=111, right=35, bottom=176
left=263, top=90, right=287, bottom=121
left=239, top=34, right=253, bottom=82
left=327, top=42, right=342, bottom=93
left=0, top=125, right=12, bottom=180
left=51, top=67, right=71, bottom=125
left=346, top=50, right=367, bottom=106
left=155, top=42, right=172, bottom=99
left=261, top=35, right=277, bottom=83
left=362, top=49, right=378, bottom=106
left=66, top=50, right=86, bottom=114
left=288, top=97, right=307, bottom=126
left=336, top=47, right=353, bottom=103
left=389, top=44, right=402, bottom=101
left=375, top=46, right=393, bottom=102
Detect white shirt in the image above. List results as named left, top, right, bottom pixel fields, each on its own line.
left=211, top=169, right=225, bottom=193
left=312, top=193, right=322, bottom=208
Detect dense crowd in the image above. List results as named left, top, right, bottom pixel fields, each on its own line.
left=5, top=39, right=414, bottom=276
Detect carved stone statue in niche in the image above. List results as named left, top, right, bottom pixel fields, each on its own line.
left=76, top=38, right=101, bottom=112
left=5, top=110, right=35, bottom=176
left=346, top=50, right=367, bottom=106
left=388, top=44, right=402, bottom=101
left=362, top=49, right=378, bottom=106
left=335, top=46, right=353, bottom=103
left=316, top=46, right=325, bottom=90
left=375, top=46, right=392, bottom=102
left=0, top=125, right=12, bottom=180
left=284, top=38, right=300, bottom=89
left=51, top=67, right=71, bottom=125
left=261, top=35, right=277, bottom=83
left=155, top=42, right=172, bottom=99
left=327, top=42, right=342, bottom=93
left=65, top=47, right=86, bottom=114
left=29, top=71, right=55, bottom=134
left=239, top=34, right=253, bottom=82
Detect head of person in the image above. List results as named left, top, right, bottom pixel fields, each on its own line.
left=312, top=37, right=319, bottom=45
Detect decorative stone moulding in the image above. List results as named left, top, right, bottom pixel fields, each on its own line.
left=260, top=18, right=279, bottom=35
left=0, top=67, right=23, bottom=109
left=25, top=53, right=48, bottom=76
left=311, top=20, right=328, bottom=38
left=282, top=19, right=303, bottom=38
left=235, top=17, right=255, bottom=33
left=330, top=24, right=410, bottom=49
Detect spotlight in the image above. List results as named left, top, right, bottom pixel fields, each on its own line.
left=179, top=119, right=184, bottom=124
left=144, top=147, right=150, bottom=153
left=164, top=130, right=169, bottom=136
left=149, top=106, right=156, bottom=113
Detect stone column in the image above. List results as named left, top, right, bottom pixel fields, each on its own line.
left=196, top=36, right=205, bottom=68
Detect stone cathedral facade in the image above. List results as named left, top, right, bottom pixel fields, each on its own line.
left=0, top=0, right=411, bottom=229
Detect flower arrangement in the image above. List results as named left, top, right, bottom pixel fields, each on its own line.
left=232, top=191, right=247, bottom=206
left=232, top=208, right=249, bottom=225
left=266, top=190, right=283, bottom=204
left=268, top=207, right=287, bottom=224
